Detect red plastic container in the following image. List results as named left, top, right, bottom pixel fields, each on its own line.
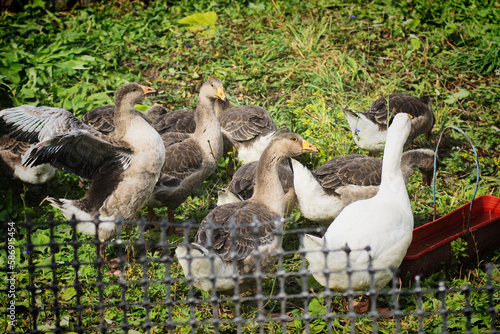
left=398, top=195, right=500, bottom=283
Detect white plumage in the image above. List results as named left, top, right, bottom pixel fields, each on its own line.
left=304, top=113, right=414, bottom=291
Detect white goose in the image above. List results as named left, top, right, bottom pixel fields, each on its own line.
left=304, top=113, right=414, bottom=291
left=343, top=93, right=434, bottom=153
left=291, top=148, right=434, bottom=225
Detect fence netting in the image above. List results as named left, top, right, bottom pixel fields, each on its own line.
left=1, top=218, right=499, bottom=333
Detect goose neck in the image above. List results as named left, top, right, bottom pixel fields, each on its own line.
left=379, top=134, right=405, bottom=192
left=252, top=148, right=285, bottom=214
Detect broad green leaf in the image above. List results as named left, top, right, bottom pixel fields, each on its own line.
left=308, top=298, right=326, bottom=316
left=61, top=287, right=77, bottom=301
left=178, top=11, right=217, bottom=33
left=404, top=19, right=420, bottom=30
left=58, top=60, right=89, bottom=70
left=134, top=104, right=150, bottom=112
left=202, top=25, right=217, bottom=38
left=249, top=3, right=266, bottom=10
left=445, top=23, right=458, bottom=35
left=80, top=55, right=96, bottom=61
left=346, top=56, right=359, bottom=73
left=444, top=89, right=470, bottom=104
left=21, top=87, right=35, bottom=99
left=410, top=35, right=421, bottom=49
left=25, top=0, right=45, bottom=9
left=0, top=64, right=23, bottom=84
left=15, top=298, right=29, bottom=308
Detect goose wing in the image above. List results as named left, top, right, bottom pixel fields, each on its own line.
left=0, top=135, right=30, bottom=173
left=23, top=130, right=132, bottom=180
left=0, top=105, right=106, bottom=143
left=160, top=132, right=203, bottom=180
left=365, top=93, right=431, bottom=130
left=227, top=162, right=258, bottom=200
left=152, top=110, right=195, bottom=135
left=313, top=155, right=382, bottom=195
left=81, top=104, right=117, bottom=135
left=195, top=201, right=279, bottom=261
left=218, top=105, right=278, bottom=142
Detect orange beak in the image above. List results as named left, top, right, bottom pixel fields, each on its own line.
left=216, top=86, right=227, bottom=101
left=302, top=140, right=319, bottom=153
left=141, top=85, right=158, bottom=95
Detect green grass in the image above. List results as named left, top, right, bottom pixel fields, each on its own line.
left=1, top=0, right=499, bottom=332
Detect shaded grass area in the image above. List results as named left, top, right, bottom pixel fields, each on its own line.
left=0, top=0, right=499, bottom=332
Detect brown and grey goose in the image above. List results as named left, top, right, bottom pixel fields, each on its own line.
left=343, top=93, right=434, bottom=153
left=175, top=133, right=319, bottom=293
left=82, top=104, right=167, bottom=135
left=291, top=148, right=435, bottom=225
left=147, top=78, right=227, bottom=223
left=0, top=83, right=164, bottom=242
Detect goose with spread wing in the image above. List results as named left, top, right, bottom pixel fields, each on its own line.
left=176, top=133, right=318, bottom=293
left=343, top=93, right=434, bottom=153
left=0, top=83, right=164, bottom=242
left=291, top=148, right=434, bottom=224
left=304, top=113, right=414, bottom=291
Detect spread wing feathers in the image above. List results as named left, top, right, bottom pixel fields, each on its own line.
left=81, top=105, right=117, bottom=135
left=0, top=105, right=104, bottom=143
left=218, top=106, right=278, bottom=142
left=161, top=134, right=203, bottom=179
left=195, top=201, right=280, bottom=261
left=313, top=155, right=382, bottom=195
left=365, top=93, right=431, bottom=130
left=23, top=130, right=132, bottom=179
left=153, top=110, right=196, bottom=135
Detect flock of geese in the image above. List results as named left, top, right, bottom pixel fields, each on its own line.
left=0, top=79, right=435, bottom=295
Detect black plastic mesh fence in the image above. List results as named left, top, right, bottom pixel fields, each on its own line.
left=1, top=218, right=499, bottom=333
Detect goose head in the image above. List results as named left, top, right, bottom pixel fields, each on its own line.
left=267, top=133, right=319, bottom=160
left=114, top=83, right=157, bottom=109
left=199, top=78, right=228, bottom=104
left=401, top=148, right=435, bottom=185
left=387, top=113, right=412, bottom=143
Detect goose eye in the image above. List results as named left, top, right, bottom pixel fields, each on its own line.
left=291, top=137, right=298, bottom=142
